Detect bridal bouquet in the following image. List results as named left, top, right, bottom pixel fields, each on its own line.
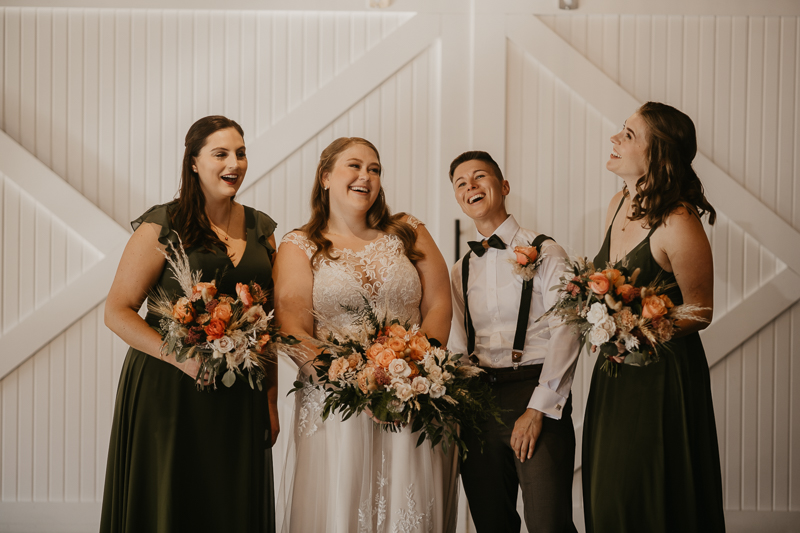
left=148, top=235, right=298, bottom=391
left=542, top=257, right=709, bottom=376
left=290, top=301, right=500, bottom=458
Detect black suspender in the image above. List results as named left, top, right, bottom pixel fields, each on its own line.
left=462, top=233, right=553, bottom=369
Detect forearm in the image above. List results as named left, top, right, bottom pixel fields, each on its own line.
left=419, top=301, right=452, bottom=344
left=104, top=305, right=165, bottom=359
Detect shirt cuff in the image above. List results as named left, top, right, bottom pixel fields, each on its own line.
left=527, top=385, right=567, bottom=420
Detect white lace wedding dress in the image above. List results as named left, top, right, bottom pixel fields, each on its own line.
left=278, top=217, right=458, bottom=533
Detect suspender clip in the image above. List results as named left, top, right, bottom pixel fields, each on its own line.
left=511, top=350, right=523, bottom=370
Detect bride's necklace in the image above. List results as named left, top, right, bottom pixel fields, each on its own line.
left=209, top=203, right=233, bottom=241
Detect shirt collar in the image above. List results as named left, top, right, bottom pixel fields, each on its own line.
left=476, top=214, right=520, bottom=245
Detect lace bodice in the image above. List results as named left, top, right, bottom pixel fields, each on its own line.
left=281, top=216, right=423, bottom=341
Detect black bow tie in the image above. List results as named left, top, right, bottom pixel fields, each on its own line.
left=467, top=234, right=507, bottom=257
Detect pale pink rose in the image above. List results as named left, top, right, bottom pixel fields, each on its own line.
left=235, top=283, right=254, bottom=309
left=172, top=297, right=195, bottom=324
left=411, top=376, right=430, bottom=395
left=213, top=335, right=235, bottom=353
left=191, top=281, right=217, bottom=303
left=513, top=245, right=537, bottom=266
left=394, top=381, right=414, bottom=402
left=242, top=305, right=267, bottom=324
left=376, top=349, right=397, bottom=368
left=388, top=358, right=412, bottom=378
left=328, top=358, right=347, bottom=382
left=429, top=382, right=446, bottom=399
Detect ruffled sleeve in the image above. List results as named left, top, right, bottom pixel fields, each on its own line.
left=251, top=208, right=278, bottom=255
left=404, top=214, right=423, bottom=229
left=131, top=202, right=181, bottom=249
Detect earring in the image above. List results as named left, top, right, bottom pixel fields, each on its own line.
left=324, top=186, right=329, bottom=191
left=192, top=167, right=198, bottom=173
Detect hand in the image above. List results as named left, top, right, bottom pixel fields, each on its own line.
left=269, top=404, right=280, bottom=446
left=591, top=344, right=625, bottom=363
left=510, top=408, right=543, bottom=463
left=173, top=356, right=211, bottom=385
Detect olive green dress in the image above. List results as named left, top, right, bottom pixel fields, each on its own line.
left=582, top=199, right=725, bottom=533
left=100, top=203, right=277, bottom=533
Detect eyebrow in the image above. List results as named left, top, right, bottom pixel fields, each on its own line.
left=623, top=121, right=636, bottom=138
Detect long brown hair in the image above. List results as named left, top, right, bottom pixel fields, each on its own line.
left=300, top=137, right=422, bottom=264
left=627, top=102, right=716, bottom=229
left=170, top=115, right=245, bottom=252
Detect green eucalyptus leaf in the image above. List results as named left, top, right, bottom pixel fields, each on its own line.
left=222, top=370, right=236, bottom=388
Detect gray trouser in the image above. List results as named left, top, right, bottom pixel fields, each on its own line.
left=460, top=367, right=577, bottom=533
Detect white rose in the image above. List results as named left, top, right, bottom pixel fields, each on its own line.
left=411, top=376, right=430, bottom=395
left=243, top=305, right=267, bottom=324
left=429, top=382, right=446, bottom=399
left=599, top=316, right=617, bottom=336
left=394, top=381, right=414, bottom=402
left=442, top=371, right=453, bottom=382
left=589, top=325, right=611, bottom=346
left=388, top=358, right=412, bottom=378
left=426, top=365, right=443, bottom=383
left=586, top=302, right=609, bottom=325
left=226, top=347, right=246, bottom=367
left=213, top=336, right=235, bottom=353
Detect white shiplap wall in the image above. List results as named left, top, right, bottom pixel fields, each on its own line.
left=2, top=3, right=800, bottom=532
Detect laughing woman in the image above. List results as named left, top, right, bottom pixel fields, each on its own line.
left=100, top=116, right=278, bottom=533
left=581, top=102, right=725, bottom=533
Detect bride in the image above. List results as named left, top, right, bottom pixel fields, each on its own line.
left=273, top=137, right=458, bottom=532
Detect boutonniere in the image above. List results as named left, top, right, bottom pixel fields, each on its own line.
left=508, top=243, right=544, bottom=282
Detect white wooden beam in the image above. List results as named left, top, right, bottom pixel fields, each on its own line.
left=505, top=14, right=800, bottom=277
left=241, top=13, right=441, bottom=189
left=0, top=131, right=129, bottom=380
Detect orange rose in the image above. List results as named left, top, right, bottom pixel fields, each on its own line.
left=172, top=297, right=195, bottom=324
left=191, top=281, right=217, bottom=303
left=366, top=343, right=385, bottom=362
left=641, top=295, right=668, bottom=319
left=204, top=318, right=226, bottom=340
left=659, top=294, right=674, bottom=309
left=386, top=324, right=407, bottom=338
left=407, top=335, right=431, bottom=361
left=212, top=301, right=233, bottom=323
left=255, top=333, right=271, bottom=354
left=616, top=284, right=639, bottom=304
left=588, top=273, right=610, bottom=295
left=376, top=348, right=397, bottom=368
left=513, top=245, right=537, bottom=266
left=385, top=336, right=406, bottom=354
left=236, top=283, right=254, bottom=309
left=604, top=269, right=624, bottom=288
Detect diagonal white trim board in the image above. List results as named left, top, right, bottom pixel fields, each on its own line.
left=0, top=129, right=129, bottom=254
left=505, top=15, right=800, bottom=277
left=0, top=131, right=129, bottom=380
left=242, top=13, right=441, bottom=187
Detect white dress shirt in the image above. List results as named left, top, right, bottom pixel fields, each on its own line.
left=448, top=215, right=580, bottom=419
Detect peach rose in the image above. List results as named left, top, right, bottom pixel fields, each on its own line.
left=616, top=284, right=639, bottom=304
left=385, top=336, right=406, bottom=354
left=212, top=301, right=233, bottom=323
left=204, top=318, right=226, bottom=340
left=235, top=283, right=254, bottom=309
left=386, top=324, right=408, bottom=339
left=641, top=295, right=668, bottom=319
left=513, top=245, right=537, bottom=266
left=588, top=273, right=610, bottom=295
left=191, top=281, right=217, bottom=303
left=366, top=343, right=385, bottom=362
left=328, top=358, right=348, bottom=382
left=407, top=335, right=430, bottom=361
left=659, top=294, right=674, bottom=309
left=376, top=349, right=397, bottom=368
left=172, top=297, right=195, bottom=324
left=357, top=366, right=377, bottom=393
left=604, top=268, right=623, bottom=288
left=348, top=352, right=363, bottom=369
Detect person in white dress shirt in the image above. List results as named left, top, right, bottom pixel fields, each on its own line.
left=448, top=151, right=580, bottom=533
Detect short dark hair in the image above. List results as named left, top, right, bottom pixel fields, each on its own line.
left=448, top=151, right=504, bottom=183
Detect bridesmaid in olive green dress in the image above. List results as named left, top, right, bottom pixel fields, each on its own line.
left=100, top=116, right=278, bottom=532
left=582, top=102, right=725, bottom=533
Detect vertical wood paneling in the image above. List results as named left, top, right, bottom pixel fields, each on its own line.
left=777, top=18, right=797, bottom=226
left=773, top=312, right=791, bottom=509
left=33, top=348, right=49, bottom=502
left=791, top=305, right=800, bottom=511
left=2, top=176, right=20, bottom=333
left=17, top=359, right=34, bottom=501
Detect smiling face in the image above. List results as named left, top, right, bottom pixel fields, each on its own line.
left=452, top=159, right=510, bottom=232
left=607, top=112, right=649, bottom=183
left=322, top=143, right=382, bottom=219
left=192, top=127, right=247, bottom=201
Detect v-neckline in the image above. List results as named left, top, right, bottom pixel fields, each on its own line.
left=225, top=206, right=251, bottom=269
